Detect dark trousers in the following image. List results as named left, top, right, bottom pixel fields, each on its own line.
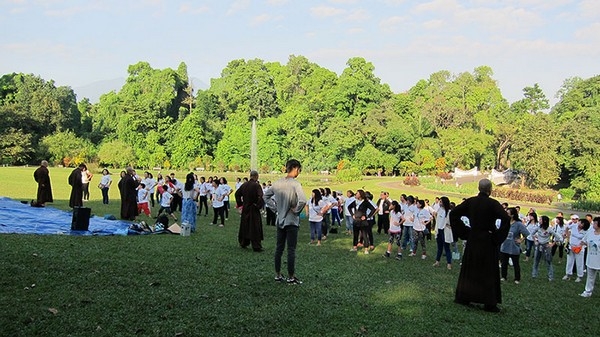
left=82, top=183, right=90, bottom=201
left=101, top=187, right=109, bottom=204
left=377, top=214, right=390, bottom=234
left=212, top=206, right=225, bottom=225
left=275, top=226, right=299, bottom=277
left=322, top=213, right=331, bottom=236
left=551, top=243, right=564, bottom=259
left=149, top=192, right=155, bottom=207
left=198, top=195, right=208, bottom=215
left=224, top=200, right=230, bottom=219
left=500, top=252, right=521, bottom=281
left=435, top=229, right=452, bottom=264
left=172, top=194, right=182, bottom=212
left=266, top=208, right=276, bottom=226
left=367, top=219, right=375, bottom=247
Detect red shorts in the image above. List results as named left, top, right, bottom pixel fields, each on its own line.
left=137, top=202, right=150, bottom=216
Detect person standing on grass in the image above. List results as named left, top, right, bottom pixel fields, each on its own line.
left=198, top=176, right=209, bottom=216
left=156, top=185, right=177, bottom=221
left=563, top=217, right=590, bottom=282
left=401, top=195, right=417, bottom=256
left=552, top=215, right=566, bottom=264
left=348, top=189, right=377, bottom=255
left=450, top=179, right=510, bottom=313
left=376, top=191, right=392, bottom=235
left=136, top=183, right=151, bottom=218
left=580, top=217, right=600, bottom=298
left=343, top=190, right=355, bottom=235
left=211, top=179, right=226, bottom=227
left=235, top=170, right=265, bottom=252
left=531, top=215, right=562, bottom=281
left=121, top=167, right=139, bottom=221
left=99, top=169, right=112, bottom=205
left=524, top=212, right=539, bottom=262
left=383, top=200, right=404, bottom=260
left=305, top=188, right=332, bottom=246
left=265, top=159, right=307, bottom=284
left=413, top=199, right=431, bottom=259
left=81, top=166, right=93, bottom=201
left=68, top=163, right=86, bottom=208
left=220, top=177, right=232, bottom=220
left=500, top=207, right=529, bottom=284
left=33, top=160, right=53, bottom=206
left=433, top=196, right=453, bottom=270
left=181, top=172, right=199, bottom=232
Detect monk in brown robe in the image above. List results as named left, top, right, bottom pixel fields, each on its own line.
left=235, top=170, right=265, bottom=252
left=33, top=160, right=53, bottom=206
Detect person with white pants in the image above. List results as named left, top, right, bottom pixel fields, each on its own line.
left=563, top=217, right=590, bottom=282
left=580, top=217, right=600, bottom=297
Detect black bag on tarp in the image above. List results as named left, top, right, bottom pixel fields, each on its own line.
left=72, top=207, right=91, bottom=231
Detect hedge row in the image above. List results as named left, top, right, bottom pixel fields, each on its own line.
left=491, top=188, right=554, bottom=205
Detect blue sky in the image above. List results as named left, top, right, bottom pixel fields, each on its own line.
left=1, top=0, right=598, bottom=105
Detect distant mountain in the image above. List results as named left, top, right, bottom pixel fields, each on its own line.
left=74, top=77, right=209, bottom=103
left=74, top=78, right=125, bottom=103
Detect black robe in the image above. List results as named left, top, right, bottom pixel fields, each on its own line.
left=235, top=180, right=265, bottom=250
left=33, top=166, right=53, bottom=204
left=450, top=192, right=510, bottom=307
left=121, top=174, right=139, bottom=220
left=68, top=168, right=83, bottom=208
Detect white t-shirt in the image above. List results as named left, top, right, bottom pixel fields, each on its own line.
left=82, top=171, right=90, bottom=184
left=308, top=199, right=330, bottom=222
left=436, top=208, right=448, bottom=230
left=137, top=188, right=149, bottom=204
left=343, top=196, right=355, bottom=216
left=100, top=175, right=112, bottom=188
left=414, top=208, right=431, bottom=231
left=235, top=181, right=242, bottom=190
left=161, top=191, right=173, bottom=207
left=389, top=211, right=403, bottom=233
left=568, top=223, right=586, bottom=247
left=404, top=204, right=418, bottom=227
left=212, top=185, right=226, bottom=208
left=583, top=230, right=600, bottom=269
left=221, top=184, right=232, bottom=201
left=143, top=178, right=157, bottom=192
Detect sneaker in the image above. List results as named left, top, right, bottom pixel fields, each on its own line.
left=562, top=275, right=571, bottom=281
left=580, top=291, right=592, bottom=298
left=514, top=280, right=520, bottom=285
left=349, top=247, right=357, bottom=252
left=287, top=277, right=303, bottom=285
left=396, top=254, right=403, bottom=261
left=421, top=254, right=427, bottom=260
left=274, top=275, right=286, bottom=282
left=383, top=252, right=391, bottom=258
left=500, top=278, right=506, bottom=282
left=364, top=250, right=370, bottom=255
left=575, top=277, right=582, bottom=283
left=408, top=253, right=416, bottom=257
left=218, top=224, right=224, bottom=227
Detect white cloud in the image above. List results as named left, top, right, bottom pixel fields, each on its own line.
left=575, top=22, right=600, bottom=41
left=380, top=0, right=406, bottom=6
left=347, top=27, right=364, bottom=34
left=379, top=15, right=409, bottom=33
left=422, top=19, right=444, bottom=29
left=250, top=13, right=271, bottom=26
left=579, top=0, right=600, bottom=18
left=310, top=5, right=345, bottom=18
left=179, top=3, right=209, bottom=14
left=414, top=0, right=460, bottom=14
left=266, top=0, right=288, bottom=5
left=345, top=8, right=370, bottom=22
left=226, top=0, right=250, bottom=16
left=328, top=0, right=358, bottom=4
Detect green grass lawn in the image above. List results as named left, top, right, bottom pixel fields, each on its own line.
left=0, top=167, right=597, bottom=336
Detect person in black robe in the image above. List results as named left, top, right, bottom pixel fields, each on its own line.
left=68, top=164, right=86, bottom=208
left=120, top=167, right=139, bottom=221
left=450, top=178, right=510, bottom=313
left=33, top=160, right=53, bottom=206
left=117, top=170, right=127, bottom=219
left=235, top=171, right=265, bottom=252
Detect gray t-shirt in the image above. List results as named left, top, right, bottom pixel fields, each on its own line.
left=264, top=177, right=307, bottom=228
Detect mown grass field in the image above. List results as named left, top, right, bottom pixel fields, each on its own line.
left=0, top=167, right=597, bottom=336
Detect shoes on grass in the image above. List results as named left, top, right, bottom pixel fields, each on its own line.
left=287, top=277, right=303, bottom=285
left=580, top=291, right=592, bottom=298
left=575, top=277, right=582, bottom=283
left=274, top=275, right=286, bottom=282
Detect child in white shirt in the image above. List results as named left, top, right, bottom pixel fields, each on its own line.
left=137, top=183, right=151, bottom=216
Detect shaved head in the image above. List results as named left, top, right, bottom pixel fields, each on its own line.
left=478, top=178, right=492, bottom=195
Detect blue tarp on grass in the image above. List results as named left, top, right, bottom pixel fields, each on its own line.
left=0, top=197, right=131, bottom=236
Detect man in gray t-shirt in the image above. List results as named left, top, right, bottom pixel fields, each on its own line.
left=264, top=159, right=307, bottom=285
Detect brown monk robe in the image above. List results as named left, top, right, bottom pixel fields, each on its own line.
left=68, top=164, right=86, bottom=208
left=235, top=171, right=265, bottom=252
left=450, top=179, right=510, bottom=313
left=33, top=160, right=53, bottom=205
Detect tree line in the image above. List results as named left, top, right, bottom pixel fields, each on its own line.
left=1, top=56, right=599, bottom=199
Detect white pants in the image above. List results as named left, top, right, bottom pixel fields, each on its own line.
left=565, top=250, right=585, bottom=277
left=584, top=268, right=599, bottom=295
